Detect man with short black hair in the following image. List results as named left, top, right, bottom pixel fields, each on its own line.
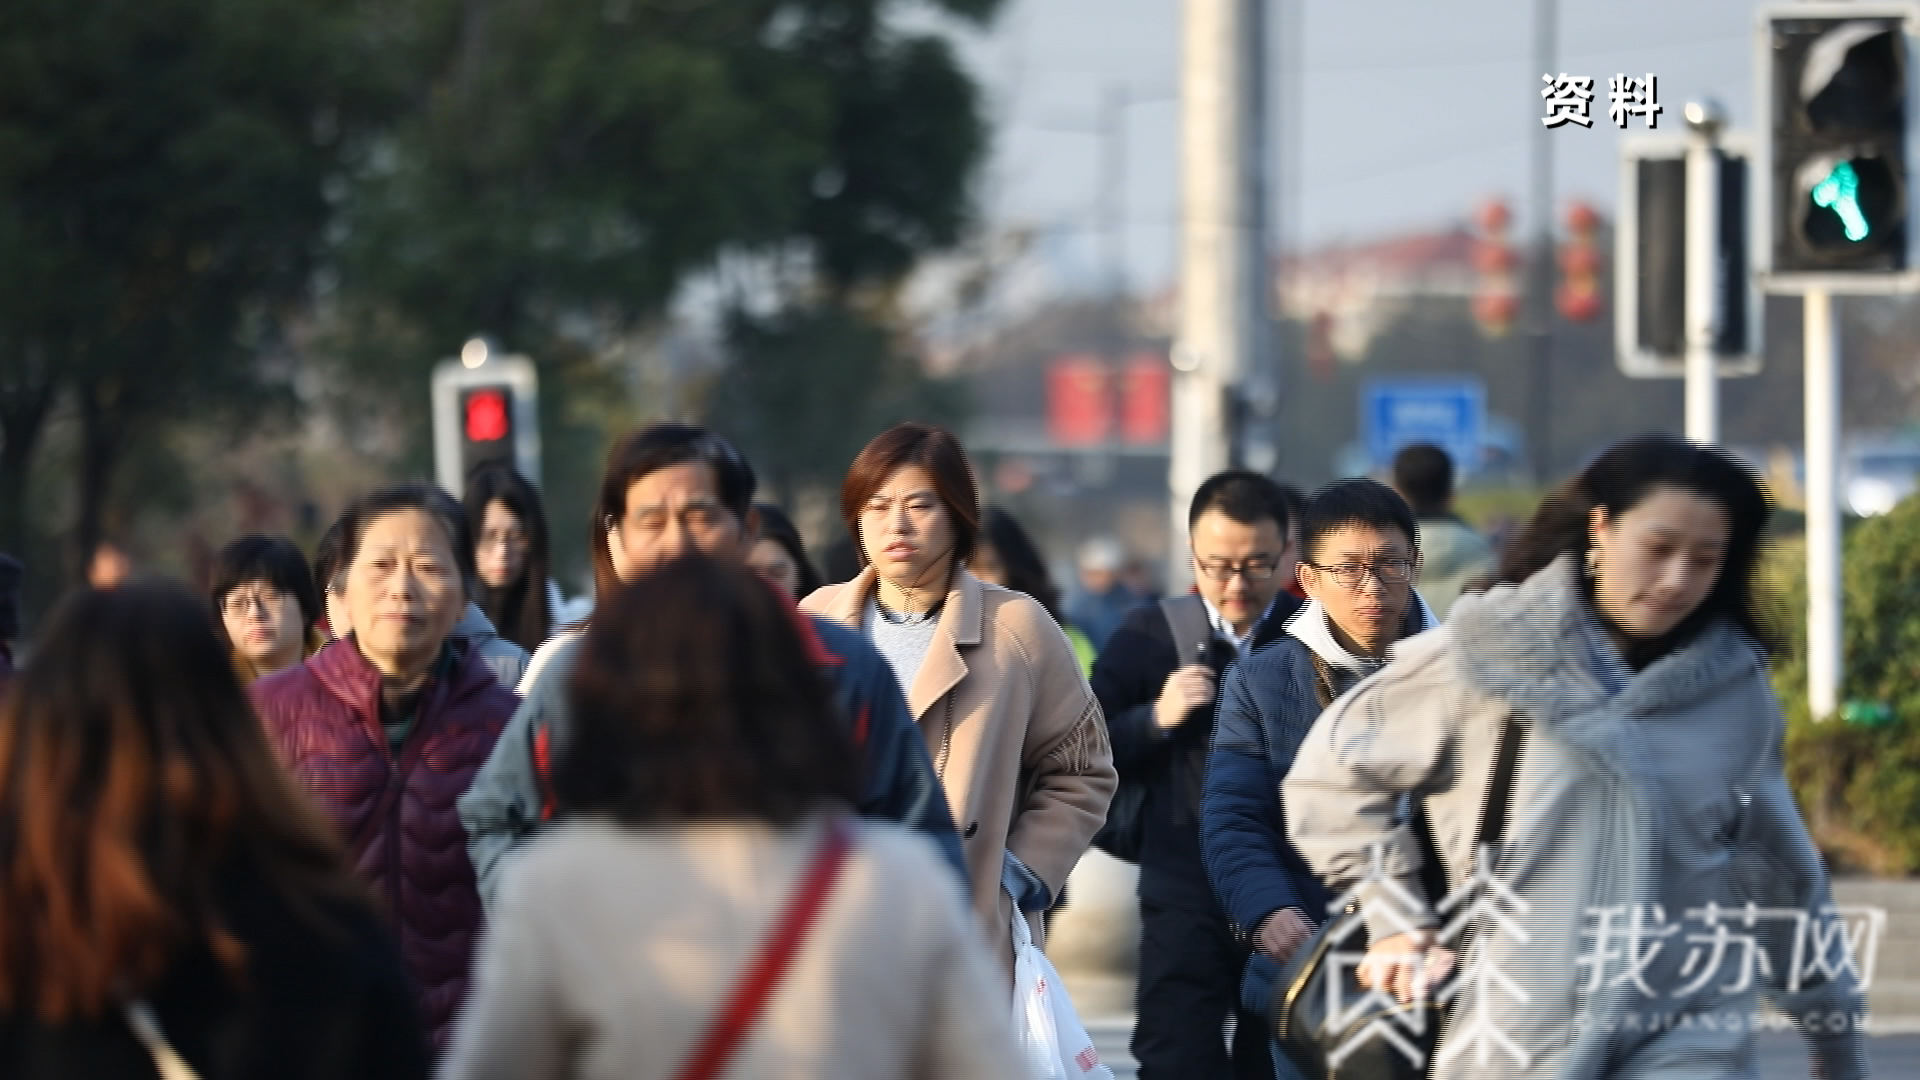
left=1091, top=469, right=1301, bottom=1080
left=1200, top=478, right=1438, bottom=1045
left=1391, top=443, right=1492, bottom=616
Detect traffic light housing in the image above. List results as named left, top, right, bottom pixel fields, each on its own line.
left=1758, top=5, right=1920, bottom=283
left=1615, top=134, right=1762, bottom=377
left=431, top=349, right=541, bottom=496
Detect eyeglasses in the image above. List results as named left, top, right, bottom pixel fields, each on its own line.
left=221, top=587, right=287, bottom=619
left=1196, top=557, right=1280, bottom=582
left=1301, top=558, right=1416, bottom=590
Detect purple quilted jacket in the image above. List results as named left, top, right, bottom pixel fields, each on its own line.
left=251, top=636, right=516, bottom=1052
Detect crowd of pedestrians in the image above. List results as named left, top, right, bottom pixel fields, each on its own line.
left=0, top=422, right=1873, bottom=1080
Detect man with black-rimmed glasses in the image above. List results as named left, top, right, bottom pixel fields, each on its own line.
left=1092, top=470, right=1301, bottom=1080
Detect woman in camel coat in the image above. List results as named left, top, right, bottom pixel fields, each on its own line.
left=803, top=423, right=1116, bottom=973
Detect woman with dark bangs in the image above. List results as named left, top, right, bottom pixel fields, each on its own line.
left=210, top=536, right=323, bottom=682
left=443, top=558, right=1020, bottom=1080
left=0, top=581, right=427, bottom=1079
left=462, top=464, right=557, bottom=653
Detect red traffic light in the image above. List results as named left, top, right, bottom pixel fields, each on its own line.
left=465, top=389, right=511, bottom=442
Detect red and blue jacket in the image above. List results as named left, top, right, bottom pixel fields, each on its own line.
left=458, top=611, right=966, bottom=912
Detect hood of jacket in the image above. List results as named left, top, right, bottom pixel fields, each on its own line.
left=1446, top=554, right=1761, bottom=735
left=1417, top=515, right=1492, bottom=580
left=1284, top=590, right=1437, bottom=678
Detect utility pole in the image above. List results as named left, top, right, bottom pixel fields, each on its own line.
left=1101, top=84, right=1129, bottom=298
left=1526, top=0, right=1556, bottom=482
left=1804, top=288, right=1841, bottom=720
left=1171, top=0, right=1265, bottom=586
left=1683, top=100, right=1727, bottom=444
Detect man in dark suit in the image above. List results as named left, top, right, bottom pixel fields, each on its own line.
left=1091, top=471, right=1302, bottom=1080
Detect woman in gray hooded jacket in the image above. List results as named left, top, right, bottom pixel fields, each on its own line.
left=1284, top=435, right=1867, bottom=1080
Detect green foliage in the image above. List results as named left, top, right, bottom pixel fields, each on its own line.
left=0, top=0, right=403, bottom=575
left=703, top=303, right=969, bottom=508
left=1773, top=497, right=1920, bottom=873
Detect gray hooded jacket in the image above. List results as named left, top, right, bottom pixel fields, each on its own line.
left=1283, top=556, right=1865, bottom=1080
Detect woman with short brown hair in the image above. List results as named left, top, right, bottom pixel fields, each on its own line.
left=0, top=581, right=427, bottom=1079
left=803, top=422, right=1116, bottom=973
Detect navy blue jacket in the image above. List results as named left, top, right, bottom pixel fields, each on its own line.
left=1200, top=635, right=1337, bottom=941
left=460, top=612, right=965, bottom=912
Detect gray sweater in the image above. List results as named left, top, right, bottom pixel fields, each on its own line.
left=1284, top=556, right=1866, bottom=1080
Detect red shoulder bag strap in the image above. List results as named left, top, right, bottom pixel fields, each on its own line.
left=669, top=815, right=857, bottom=1080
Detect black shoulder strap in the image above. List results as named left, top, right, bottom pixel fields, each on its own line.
left=1475, top=716, right=1528, bottom=856
left=1413, top=714, right=1527, bottom=906
left=1159, top=594, right=1212, bottom=662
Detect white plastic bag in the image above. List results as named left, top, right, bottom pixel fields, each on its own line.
left=1010, top=893, right=1115, bottom=1080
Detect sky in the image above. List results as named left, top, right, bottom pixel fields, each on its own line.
left=948, top=0, right=1766, bottom=296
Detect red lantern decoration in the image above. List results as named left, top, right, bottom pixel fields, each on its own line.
left=1472, top=198, right=1519, bottom=337
left=1556, top=199, right=1604, bottom=322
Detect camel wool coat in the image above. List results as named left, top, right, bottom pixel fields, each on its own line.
left=804, top=567, right=1116, bottom=969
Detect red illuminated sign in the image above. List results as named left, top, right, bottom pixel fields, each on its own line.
left=465, top=389, right=510, bottom=442
left=1119, top=352, right=1169, bottom=444
left=1048, top=354, right=1111, bottom=447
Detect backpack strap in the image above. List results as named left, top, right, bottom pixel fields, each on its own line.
left=1159, top=594, right=1214, bottom=665
left=669, top=816, right=857, bottom=1080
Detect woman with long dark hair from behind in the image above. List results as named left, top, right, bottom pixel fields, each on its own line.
left=463, top=464, right=554, bottom=653
left=442, top=558, right=1022, bottom=1080
left=1282, top=435, right=1866, bottom=1079
left=0, top=582, right=428, bottom=1079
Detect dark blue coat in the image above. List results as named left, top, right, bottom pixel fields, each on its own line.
left=1200, top=635, right=1338, bottom=941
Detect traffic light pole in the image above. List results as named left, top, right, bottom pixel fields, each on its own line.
left=1804, top=288, right=1842, bottom=720
left=1683, top=105, right=1724, bottom=444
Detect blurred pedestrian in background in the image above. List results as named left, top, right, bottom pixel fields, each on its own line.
left=311, top=519, right=350, bottom=642
left=971, top=504, right=1094, bottom=674
left=1093, top=470, right=1302, bottom=1080
left=0, top=582, right=428, bottom=1080
left=1391, top=442, right=1492, bottom=617
left=463, top=464, right=557, bottom=653
left=251, top=483, right=518, bottom=1053
left=443, top=558, right=1023, bottom=1080
left=461, top=423, right=962, bottom=913
left=1272, top=481, right=1308, bottom=600
left=805, top=422, right=1115, bottom=974
left=1068, top=536, right=1138, bottom=651
left=211, top=535, right=323, bottom=682
left=748, top=501, right=824, bottom=601
left=1284, top=437, right=1865, bottom=1080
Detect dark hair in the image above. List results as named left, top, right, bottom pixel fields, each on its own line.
left=591, top=423, right=757, bottom=599
left=1493, top=434, right=1775, bottom=654
left=841, top=423, right=980, bottom=568
left=1300, top=479, right=1420, bottom=563
left=557, top=556, right=859, bottom=824
left=1188, top=470, right=1293, bottom=533
left=753, top=503, right=824, bottom=601
left=311, top=517, right=348, bottom=600
left=464, top=465, right=553, bottom=652
left=1272, top=482, right=1306, bottom=543
left=980, top=505, right=1063, bottom=624
left=0, top=582, right=361, bottom=1021
left=1392, top=444, right=1456, bottom=516
left=329, top=483, right=478, bottom=601
left=210, top=536, right=320, bottom=650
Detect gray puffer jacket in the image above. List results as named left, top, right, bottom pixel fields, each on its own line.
left=453, top=602, right=530, bottom=690
left=1284, top=555, right=1866, bottom=1080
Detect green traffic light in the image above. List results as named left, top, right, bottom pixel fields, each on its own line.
left=1811, top=161, right=1871, bottom=242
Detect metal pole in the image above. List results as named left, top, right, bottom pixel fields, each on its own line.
left=1683, top=101, right=1725, bottom=444
left=1172, top=0, right=1258, bottom=587
left=1526, top=0, right=1556, bottom=482
left=1101, top=83, right=1127, bottom=298
left=1804, top=288, right=1842, bottom=721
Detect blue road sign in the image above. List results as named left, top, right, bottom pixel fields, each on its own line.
left=1361, top=378, right=1487, bottom=473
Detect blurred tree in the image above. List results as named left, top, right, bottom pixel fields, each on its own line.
left=704, top=302, right=969, bottom=509
left=323, top=0, right=1001, bottom=580
left=0, top=0, right=401, bottom=577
